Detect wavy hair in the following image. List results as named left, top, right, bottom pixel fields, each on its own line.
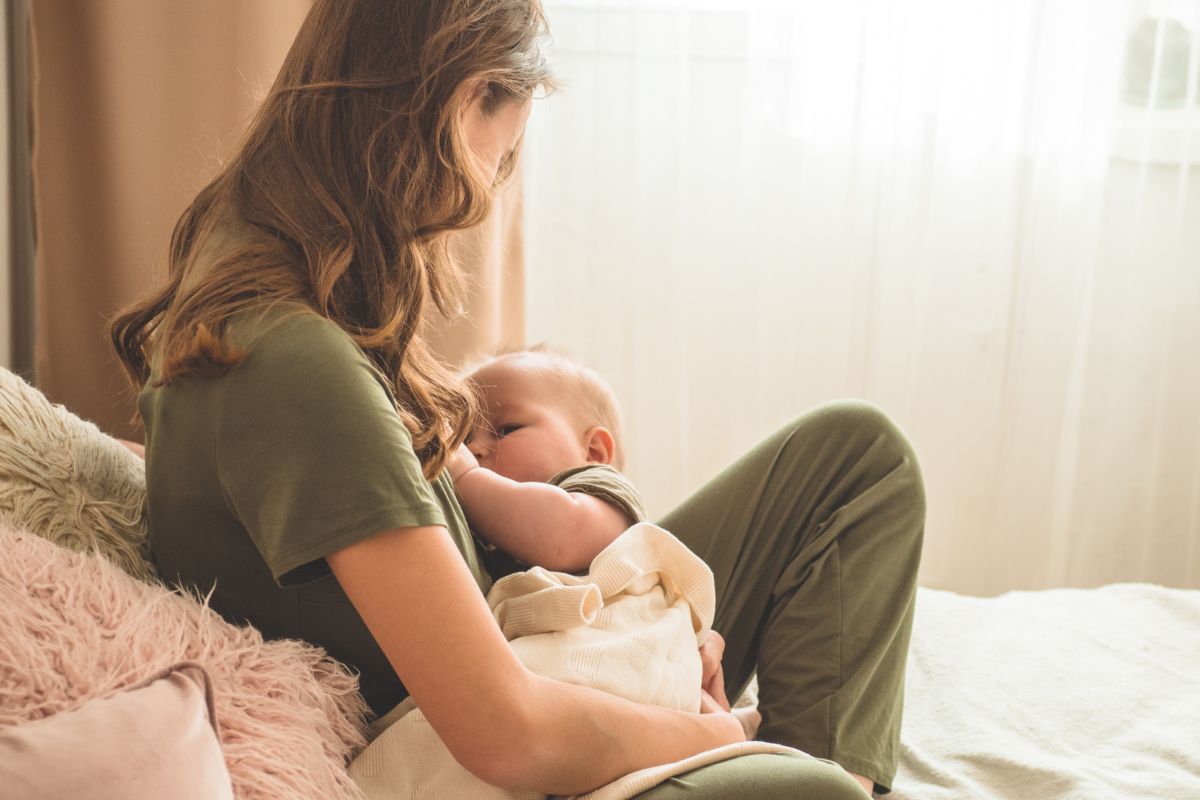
left=110, top=0, right=556, bottom=479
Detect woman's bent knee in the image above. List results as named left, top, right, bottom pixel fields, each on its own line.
left=778, top=399, right=926, bottom=541
left=784, top=400, right=922, bottom=484
left=797, top=399, right=911, bottom=455
left=630, top=753, right=868, bottom=800
left=794, top=758, right=872, bottom=800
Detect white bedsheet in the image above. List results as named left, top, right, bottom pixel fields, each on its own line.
left=892, top=584, right=1200, bottom=800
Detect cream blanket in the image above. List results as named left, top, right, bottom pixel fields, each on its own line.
left=348, top=523, right=807, bottom=800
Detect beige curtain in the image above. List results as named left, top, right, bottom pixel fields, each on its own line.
left=1, top=1, right=12, bottom=370
left=30, top=0, right=522, bottom=440
left=5, top=0, right=35, bottom=376
left=434, top=173, right=526, bottom=371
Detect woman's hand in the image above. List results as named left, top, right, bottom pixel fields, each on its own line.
left=699, top=631, right=731, bottom=712
left=699, top=687, right=747, bottom=743
left=699, top=633, right=757, bottom=742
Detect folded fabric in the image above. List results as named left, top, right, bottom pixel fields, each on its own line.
left=349, top=523, right=814, bottom=800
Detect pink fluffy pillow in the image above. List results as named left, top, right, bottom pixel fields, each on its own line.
left=0, top=528, right=369, bottom=800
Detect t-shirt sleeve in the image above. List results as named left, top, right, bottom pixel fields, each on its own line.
left=215, top=312, right=447, bottom=587
left=548, top=465, right=649, bottom=523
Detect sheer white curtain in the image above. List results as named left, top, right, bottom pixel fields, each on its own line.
left=521, top=0, right=1200, bottom=595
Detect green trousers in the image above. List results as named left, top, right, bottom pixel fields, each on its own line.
left=633, top=401, right=925, bottom=798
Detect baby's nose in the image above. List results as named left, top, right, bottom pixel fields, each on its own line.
left=467, top=432, right=491, bottom=462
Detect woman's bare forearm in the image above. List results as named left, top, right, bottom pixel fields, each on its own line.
left=507, top=674, right=744, bottom=795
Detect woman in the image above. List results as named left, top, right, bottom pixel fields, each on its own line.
left=112, top=1, right=923, bottom=797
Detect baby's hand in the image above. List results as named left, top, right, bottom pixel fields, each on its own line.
left=447, top=443, right=480, bottom=483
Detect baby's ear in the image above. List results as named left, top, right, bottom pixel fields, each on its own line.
left=582, top=426, right=617, bottom=466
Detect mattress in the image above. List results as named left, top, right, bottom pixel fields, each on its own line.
left=891, top=584, right=1200, bottom=799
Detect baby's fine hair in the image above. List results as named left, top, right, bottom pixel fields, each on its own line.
left=465, top=344, right=627, bottom=471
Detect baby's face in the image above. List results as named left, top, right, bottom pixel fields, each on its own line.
left=465, top=358, right=589, bottom=483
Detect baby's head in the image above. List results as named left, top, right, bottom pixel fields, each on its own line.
left=464, top=347, right=625, bottom=483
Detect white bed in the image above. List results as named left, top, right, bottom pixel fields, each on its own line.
left=890, top=583, right=1200, bottom=799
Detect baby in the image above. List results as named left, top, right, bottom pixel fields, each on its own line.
left=448, top=346, right=644, bottom=577
left=448, top=346, right=762, bottom=740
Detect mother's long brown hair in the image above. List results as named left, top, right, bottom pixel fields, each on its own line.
left=111, top=0, right=555, bottom=479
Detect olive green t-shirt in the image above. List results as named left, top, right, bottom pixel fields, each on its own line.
left=548, top=465, right=648, bottom=524
left=139, top=303, right=490, bottom=717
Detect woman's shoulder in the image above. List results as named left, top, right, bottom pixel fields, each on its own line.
left=230, top=301, right=356, bottom=358
left=227, top=302, right=389, bottom=389
left=140, top=302, right=400, bottom=447
left=142, top=302, right=392, bottom=420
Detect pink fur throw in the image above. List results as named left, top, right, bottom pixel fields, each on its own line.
left=0, top=527, right=370, bottom=800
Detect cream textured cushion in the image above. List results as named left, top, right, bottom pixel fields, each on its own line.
left=0, top=367, right=153, bottom=582
left=0, top=528, right=370, bottom=800
left=0, top=662, right=233, bottom=800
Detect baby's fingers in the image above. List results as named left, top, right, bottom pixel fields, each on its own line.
left=698, top=631, right=725, bottom=684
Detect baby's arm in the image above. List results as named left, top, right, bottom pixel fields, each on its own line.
left=448, top=445, right=633, bottom=573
